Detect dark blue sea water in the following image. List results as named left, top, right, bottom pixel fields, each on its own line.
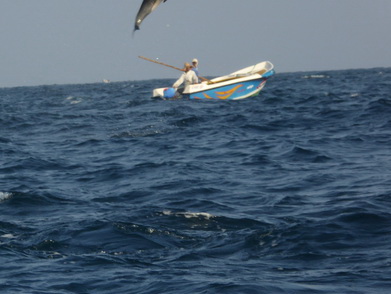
left=1, top=68, right=391, bottom=293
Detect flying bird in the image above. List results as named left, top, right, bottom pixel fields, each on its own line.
left=134, top=0, right=167, bottom=31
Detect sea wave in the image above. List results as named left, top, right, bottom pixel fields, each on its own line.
left=1, top=68, right=391, bottom=293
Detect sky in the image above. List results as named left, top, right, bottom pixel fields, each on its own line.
left=1, top=0, right=390, bottom=87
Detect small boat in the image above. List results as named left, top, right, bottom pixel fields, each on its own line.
left=152, top=61, right=274, bottom=100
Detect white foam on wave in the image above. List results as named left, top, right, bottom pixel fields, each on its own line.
left=302, top=74, right=330, bottom=79
left=1, top=233, right=15, bottom=239
left=66, top=96, right=82, bottom=104
left=162, top=210, right=214, bottom=220
left=0, top=192, right=12, bottom=202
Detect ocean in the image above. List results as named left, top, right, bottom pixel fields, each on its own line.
left=1, top=68, right=391, bottom=293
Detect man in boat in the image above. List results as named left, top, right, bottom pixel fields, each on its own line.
left=191, top=58, right=200, bottom=82
left=172, top=62, right=199, bottom=92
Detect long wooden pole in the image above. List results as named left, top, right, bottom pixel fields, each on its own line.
left=138, top=56, right=212, bottom=83
left=139, top=56, right=184, bottom=72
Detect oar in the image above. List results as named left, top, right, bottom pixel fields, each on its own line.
left=138, top=56, right=212, bottom=83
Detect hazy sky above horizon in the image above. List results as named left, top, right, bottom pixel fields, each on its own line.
left=1, top=0, right=390, bottom=87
